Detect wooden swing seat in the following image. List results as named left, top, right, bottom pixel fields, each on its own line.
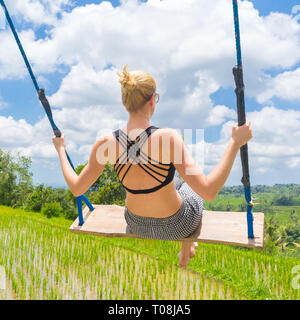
left=70, top=205, right=264, bottom=248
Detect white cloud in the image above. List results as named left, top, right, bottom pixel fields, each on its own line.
left=49, top=64, right=122, bottom=110
left=5, top=0, right=72, bottom=26
left=204, top=105, right=236, bottom=127
left=195, top=107, right=300, bottom=183
left=1, top=0, right=300, bottom=186
left=1, top=0, right=300, bottom=108
left=248, top=107, right=300, bottom=149
left=0, top=106, right=126, bottom=163
left=1, top=101, right=299, bottom=186
left=0, top=116, right=34, bottom=147
left=0, top=29, right=35, bottom=79
left=257, top=68, right=300, bottom=103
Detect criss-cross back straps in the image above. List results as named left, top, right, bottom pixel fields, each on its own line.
left=114, top=126, right=172, bottom=185
left=116, top=129, right=152, bottom=183
left=118, top=129, right=151, bottom=164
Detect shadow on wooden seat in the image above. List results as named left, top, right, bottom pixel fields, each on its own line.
left=70, top=205, right=264, bottom=249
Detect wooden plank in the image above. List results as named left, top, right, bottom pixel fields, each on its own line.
left=70, top=205, right=264, bottom=249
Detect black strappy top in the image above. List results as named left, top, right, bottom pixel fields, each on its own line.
left=112, top=126, right=176, bottom=194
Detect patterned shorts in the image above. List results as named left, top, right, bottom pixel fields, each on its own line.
left=124, top=177, right=204, bottom=241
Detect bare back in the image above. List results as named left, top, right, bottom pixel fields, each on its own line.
left=105, top=127, right=183, bottom=218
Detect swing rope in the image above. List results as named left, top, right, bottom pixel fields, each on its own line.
left=0, top=0, right=94, bottom=225
left=232, top=0, right=254, bottom=239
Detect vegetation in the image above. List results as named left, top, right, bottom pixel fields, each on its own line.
left=0, top=207, right=241, bottom=300
left=0, top=150, right=125, bottom=221
left=77, top=163, right=126, bottom=206
left=1, top=149, right=299, bottom=255
left=206, top=185, right=300, bottom=256
left=0, top=206, right=300, bottom=300
left=0, top=150, right=33, bottom=207
left=0, top=149, right=300, bottom=300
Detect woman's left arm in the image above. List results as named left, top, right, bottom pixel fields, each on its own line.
left=53, top=135, right=109, bottom=197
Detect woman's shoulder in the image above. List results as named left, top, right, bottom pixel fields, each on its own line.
left=92, top=134, right=115, bottom=156
left=152, top=127, right=183, bottom=142
left=94, top=127, right=182, bottom=142
left=94, top=134, right=111, bottom=146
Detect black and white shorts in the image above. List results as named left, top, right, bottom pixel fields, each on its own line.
left=124, top=177, right=204, bottom=241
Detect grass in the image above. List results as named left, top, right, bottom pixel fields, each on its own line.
left=207, top=191, right=300, bottom=224
left=0, top=205, right=300, bottom=300
left=264, top=206, right=300, bottom=224
left=0, top=206, right=240, bottom=300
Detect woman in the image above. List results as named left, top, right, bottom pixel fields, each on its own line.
left=52, top=65, right=253, bottom=267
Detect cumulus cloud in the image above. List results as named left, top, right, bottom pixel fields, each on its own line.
left=1, top=0, right=300, bottom=186
left=0, top=29, right=34, bottom=79
left=49, top=64, right=122, bottom=110
left=0, top=106, right=126, bottom=163
left=257, top=68, right=300, bottom=103
left=43, top=0, right=299, bottom=105
left=2, top=0, right=300, bottom=108
left=0, top=116, right=34, bottom=148
left=204, top=105, right=236, bottom=127
left=5, top=0, right=72, bottom=27
left=2, top=101, right=299, bottom=186
left=192, top=107, right=300, bottom=185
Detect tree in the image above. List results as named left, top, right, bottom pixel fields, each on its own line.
left=76, top=163, right=126, bottom=205
left=265, top=216, right=280, bottom=243
left=52, top=188, right=77, bottom=220
left=0, top=150, right=33, bottom=207
left=282, top=224, right=300, bottom=247
left=24, top=184, right=55, bottom=212
left=41, top=202, right=63, bottom=218
left=263, top=216, right=280, bottom=254
left=272, top=194, right=293, bottom=206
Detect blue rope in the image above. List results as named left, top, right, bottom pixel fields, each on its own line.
left=1, top=0, right=94, bottom=225
left=232, top=0, right=242, bottom=67
left=0, top=0, right=58, bottom=134
left=232, top=0, right=254, bottom=239
left=0, top=0, right=39, bottom=92
left=244, top=186, right=254, bottom=239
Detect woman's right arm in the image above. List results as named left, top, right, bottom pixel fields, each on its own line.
left=170, top=122, right=253, bottom=201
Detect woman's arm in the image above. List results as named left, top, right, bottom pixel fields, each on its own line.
left=170, top=122, right=252, bottom=201
left=53, top=135, right=109, bottom=197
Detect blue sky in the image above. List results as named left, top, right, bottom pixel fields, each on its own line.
left=251, top=0, right=300, bottom=16
left=0, top=0, right=300, bottom=188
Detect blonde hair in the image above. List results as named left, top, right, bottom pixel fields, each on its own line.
left=117, top=65, right=156, bottom=113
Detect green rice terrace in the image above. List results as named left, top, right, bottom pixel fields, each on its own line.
left=0, top=204, right=300, bottom=300
left=0, top=152, right=300, bottom=300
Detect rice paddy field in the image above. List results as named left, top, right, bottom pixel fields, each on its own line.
left=0, top=205, right=300, bottom=300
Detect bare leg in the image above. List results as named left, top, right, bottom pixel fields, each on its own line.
left=178, top=241, right=198, bottom=267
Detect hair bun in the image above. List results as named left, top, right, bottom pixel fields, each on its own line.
left=117, top=64, right=137, bottom=92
